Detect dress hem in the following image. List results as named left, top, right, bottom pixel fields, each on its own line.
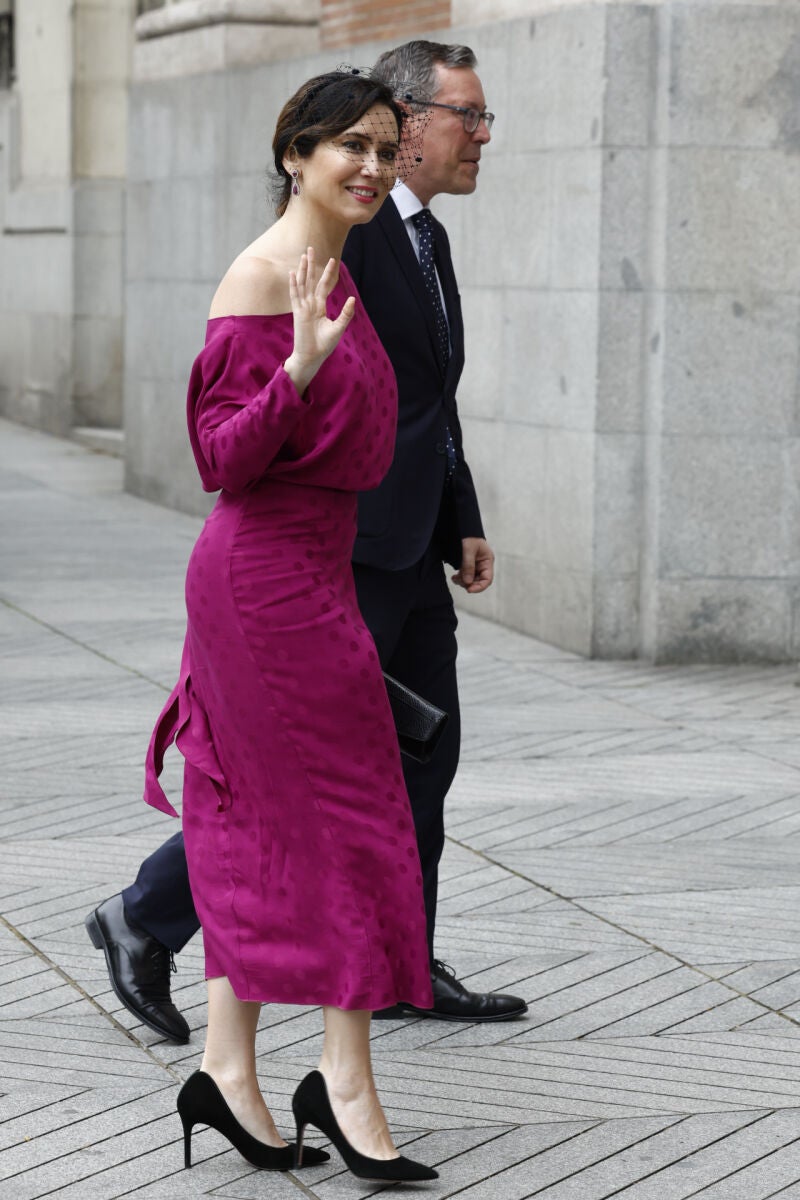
left=205, top=973, right=434, bottom=1011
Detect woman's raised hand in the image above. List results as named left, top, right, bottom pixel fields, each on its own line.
left=284, top=247, right=356, bottom=394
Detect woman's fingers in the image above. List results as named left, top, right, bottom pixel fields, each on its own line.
left=332, top=295, right=356, bottom=332
left=316, top=256, right=339, bottom=301
left=290, top=250, right=350, bottom=344
left=304, top=246, right=317, bottom=292
left=295, top=251, right=308, bottom=293
left=293, top=248, right=330, bottom=307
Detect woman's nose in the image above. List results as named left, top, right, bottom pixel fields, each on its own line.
left=360, top=151, right=382, bottom=175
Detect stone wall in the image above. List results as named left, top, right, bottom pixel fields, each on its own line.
left=133, top=1, right=320, bottom=80
left=0, top=2, right=74, bottom=434
left=609, top=1, right=800, bottom=661
left=121, top=0, right=800, bottom=661
left=448, top=0, right=800, bottom=661
left=0, top=0, right=133, bottom=436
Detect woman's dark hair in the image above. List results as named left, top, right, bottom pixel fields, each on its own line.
left=272, top=71, right=403, bottom=216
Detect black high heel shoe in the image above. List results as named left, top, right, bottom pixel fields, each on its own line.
left=177, top=1070, right=330, bottom=1170
left=292, top=1069, right=438, bottom=1182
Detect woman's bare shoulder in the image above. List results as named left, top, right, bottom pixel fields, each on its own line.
left=209, top=252, right=290, bottom=319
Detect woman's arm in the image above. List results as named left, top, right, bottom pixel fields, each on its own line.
left=190, top=248, right=355, bottom=494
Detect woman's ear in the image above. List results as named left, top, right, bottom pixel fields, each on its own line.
left=282, top=146, right=299, bottom=176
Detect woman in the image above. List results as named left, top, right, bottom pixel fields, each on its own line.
left=143, top=71, right=437, bottom=1182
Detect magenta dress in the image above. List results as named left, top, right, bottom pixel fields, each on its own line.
left=143, top=266, right=433, bottom=1012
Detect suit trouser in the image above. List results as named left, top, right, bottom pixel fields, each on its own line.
left=123, top=545, right=460, bottom=962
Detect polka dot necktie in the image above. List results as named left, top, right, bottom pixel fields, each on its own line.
left=411, top=208, right=450, bottom=365
left=411, top=208, right=456, bottom=478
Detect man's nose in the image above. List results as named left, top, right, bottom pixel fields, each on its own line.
left=473, top=117, right=491, bottom=144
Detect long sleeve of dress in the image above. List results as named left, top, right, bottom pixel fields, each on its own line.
left=187, top=322, right=310, bottom=494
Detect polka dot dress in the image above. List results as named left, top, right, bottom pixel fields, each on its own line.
left=144, top=265, right=433, bottom=1011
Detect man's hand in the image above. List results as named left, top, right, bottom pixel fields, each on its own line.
left=451, top=537, right=495, bottom=593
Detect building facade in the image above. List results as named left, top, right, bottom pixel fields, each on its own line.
left=0, top=0, right=133, bottom=446
left=3, top=1, right=800, bottom=661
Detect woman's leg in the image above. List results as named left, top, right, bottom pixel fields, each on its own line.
left=318, top=1007, right=398, bottom=1160
left=200, top=976, right=286, bottom=1147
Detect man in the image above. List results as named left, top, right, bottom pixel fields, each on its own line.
left=85, top=40, right=527, bottom=1042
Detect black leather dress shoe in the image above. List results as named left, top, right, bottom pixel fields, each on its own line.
left=373, top=960, right=528, bottom=1022
left=85, top=894, right=190, bottom=1043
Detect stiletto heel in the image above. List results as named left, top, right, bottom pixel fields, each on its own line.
left=176, top=1071, right=329, bottom=1171
left=181, top=1114, right=192, bottom=1168
left=294, top=1117, right=305, bottom=1166
left=291, top=1070, right=438, bottom=1182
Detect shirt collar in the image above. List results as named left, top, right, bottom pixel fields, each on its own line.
left=390, top=181, right=426, bottom=222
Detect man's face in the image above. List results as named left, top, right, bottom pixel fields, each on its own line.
left=408, top=65, right=491, bottom=204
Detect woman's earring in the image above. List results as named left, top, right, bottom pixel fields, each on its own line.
left=291, top=169, right=300, bottom=196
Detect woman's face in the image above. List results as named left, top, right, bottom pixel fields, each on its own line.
left=295, top=103, right=401, bottom=223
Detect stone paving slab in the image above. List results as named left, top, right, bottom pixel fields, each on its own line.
left=498, top=838, right=800, bottom=897
left=579, top=888, right=800, bottom=963
left=5, top=419, right=800, bottom=1196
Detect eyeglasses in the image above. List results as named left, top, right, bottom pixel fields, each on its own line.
left=410, top=100, right=495, bottom=134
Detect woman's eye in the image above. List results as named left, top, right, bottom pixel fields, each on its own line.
left=379, top=149, right=398, bottom=163
left=342, top=140, right=363, bottom=153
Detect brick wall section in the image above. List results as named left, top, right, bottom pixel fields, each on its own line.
left=321, top=0, right=451, bottom=49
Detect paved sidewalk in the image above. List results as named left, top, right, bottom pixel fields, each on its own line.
left=3, top=416, right=800, bottom=1199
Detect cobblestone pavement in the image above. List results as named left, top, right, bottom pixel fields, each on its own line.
left=3, top=416, right=800, bottom=1199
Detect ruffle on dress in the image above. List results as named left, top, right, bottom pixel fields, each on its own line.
left=144, top=643, right=229, bottom=817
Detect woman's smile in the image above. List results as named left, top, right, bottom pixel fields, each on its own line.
left=346, top=185, right=381, bottom=203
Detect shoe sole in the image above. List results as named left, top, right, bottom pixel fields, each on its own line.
left=397, top=1003, right=529, bottom=1023
left=84, top=911, right=190, bottom=1044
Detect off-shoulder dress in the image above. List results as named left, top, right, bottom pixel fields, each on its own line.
left=143, top=266, right=433, bottom=1011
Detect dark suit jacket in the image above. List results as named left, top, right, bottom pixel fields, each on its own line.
left=343, top=197, right=484, bottom=571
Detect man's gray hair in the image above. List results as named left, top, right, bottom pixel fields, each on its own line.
left=373, top=40, right=477, bottom=104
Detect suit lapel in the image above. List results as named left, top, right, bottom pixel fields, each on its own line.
left=376, top=201, right=448, bottom=378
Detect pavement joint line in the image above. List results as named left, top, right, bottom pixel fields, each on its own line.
left=0, top=910, right=185, bottom=1080
left=435, top=1121, right=521, bottom=1157
left=464, top=951, right=655, bottom=1009
left=0, top=596, right=170, bottom=693
left=652, top=792, right=797, bottom=843
left=585, top=1109, right=777, bottom=1200
left=445, top=835, right=800, bottom=1035
left=674, top=1120, right=800, bottom=1200
left=463, top=1040, right=800, bottom=1079
left=517, top=1111, right=746, bottom=1200
left=0, top=1110, right=185, bottom=1186
left=520, top=974, right=723, bottom=1040
left=438, top=1117, right=611, bottom=1199
left=106, top=1156, right=323, bottom=1200
left=344, top=1055, right=796, bottom=1106
left=10, top=1145, right=220, bottom=1200
left=540, top=792, right=752, bottom=849
left=764, top=1170, right=800, bottom=1200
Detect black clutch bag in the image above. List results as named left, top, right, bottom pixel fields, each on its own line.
left=383, top=672, right=448, bottom=764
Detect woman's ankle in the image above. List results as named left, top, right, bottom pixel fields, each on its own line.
left=318, top=1063, right=375, bottom=1099
left=200, top=1059, right=258, bottom=1094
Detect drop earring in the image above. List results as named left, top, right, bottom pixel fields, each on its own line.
left=291, top=169, right=300, bottom=196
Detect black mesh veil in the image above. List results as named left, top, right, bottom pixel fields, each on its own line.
left=323, top=67, right=430, bottom=185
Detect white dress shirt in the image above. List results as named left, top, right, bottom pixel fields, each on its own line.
left=390, top=183, right=451, bottom=339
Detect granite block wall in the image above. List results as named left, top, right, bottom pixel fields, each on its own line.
left=122, top=1, right=800, bottom=661
left=0, top=0, right=133, bottom=435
